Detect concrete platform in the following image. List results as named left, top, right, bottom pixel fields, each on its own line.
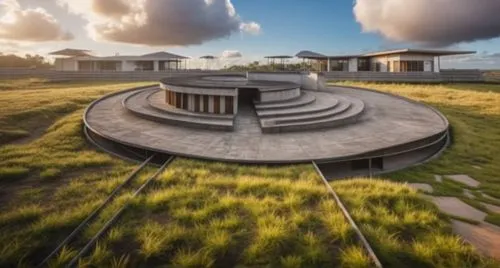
left=84, top=85, right=448, bottom=164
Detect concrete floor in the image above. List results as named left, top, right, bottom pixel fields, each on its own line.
left=85, top=86, right=448, bottom=163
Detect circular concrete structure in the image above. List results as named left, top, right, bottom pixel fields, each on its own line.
left=84, top=73, right=449, bottom=177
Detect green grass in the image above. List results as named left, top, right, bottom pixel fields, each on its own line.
left=0, top=79, right=153, bottom=145
left=0, top=80, right=498, bottom=266
left=0, top=80, right=151, bottom=266
left=334, top=82, right=500, bottom=226
left=485, top=214, right=500, bottom=226
left=76, top=158, right=370, bottom=267
left=0, top=166, right=30, bottom=181
left=332, top=179, right=490, bottom=267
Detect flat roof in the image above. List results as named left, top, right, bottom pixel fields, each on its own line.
left=200, top=55, right=217, bottom=59
left=324, top=49, right=476, bottom=59
left=327, top=55, right=362, bottom=60
left=141, top=51, right=189, bottom=59
left=49, top=48, right=92, bottom=57
left=264, top=55, right=293, bottom=59
left=296, top=50, right=327, bottom=59
left=362, top=48, right=476, bottom=57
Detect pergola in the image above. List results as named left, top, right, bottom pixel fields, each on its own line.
left=49, top=48, right=92, bottom=57
left=295, top=50, right=328, bottom=71
left=264, top=55, right=293, bottom=71
left=200, top=55, right=217, bottom=70
left=141, top=52, right=190, bottom=70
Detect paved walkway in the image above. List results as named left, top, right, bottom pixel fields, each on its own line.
left=425, top=174, right=500, bottom=260
left=85, top=86, right=448, bottom=163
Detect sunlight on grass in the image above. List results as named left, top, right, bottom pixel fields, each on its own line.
left=98, top=158, right=368, bottom=267
left=333, top=178, right=496, bottom=267
left=1, top=80, right=499, bottom=266
left=0, top=81, right=147, bottom=267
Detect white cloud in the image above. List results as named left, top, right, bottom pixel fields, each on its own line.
left=0, top=0, right=73, bottom=42
left=354, top=0, right=500, bottom=47
left=57, top=0, right=261, bottom=46
left=240, top=21, right=261, bottom=35
left=222, top=50, right=242, bottom=58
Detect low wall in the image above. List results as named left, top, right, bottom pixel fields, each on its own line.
left=0, top=69, right=485, bottom=83
left=324, top=69, right=484, bottom=83
left=247, top=71, right=326, bottom=90
left=260, top=88, right=301, bottom=102
left=0, top=69, right=244, bottom=81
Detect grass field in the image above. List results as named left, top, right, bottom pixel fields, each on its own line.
left=0, top=79, right=498, bottom=267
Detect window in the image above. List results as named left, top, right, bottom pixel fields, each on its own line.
left=398, top=61, right=424, bottom=72
left=330, top=59, right=349, bottom=71
left=357, top=58, right=370, bottom=71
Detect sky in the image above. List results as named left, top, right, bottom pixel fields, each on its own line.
left=1, top=0, right=500, bottom=69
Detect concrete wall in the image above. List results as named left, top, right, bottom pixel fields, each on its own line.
left=247, top=72, right=326, bottom=90
left=348, top=58, right=358, bottom=72
left=0, top=69, right=484, bottom=83
left=122, top=61, right=136, bottom=72
left=247, top=72, right=303, bottom=85
left=54, top=58, right=78, bottom=71
left=0, top=69, right=244, bottom=81
left=260, top=88, right=300, bottom=102
left=162, top=84, right=237, bottom=96
left=324, top=69, right=484, bottom=82
left=370, top=55, right=399, bottom=72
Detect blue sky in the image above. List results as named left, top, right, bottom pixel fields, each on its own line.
left=1, top=0, right=500, bottom=68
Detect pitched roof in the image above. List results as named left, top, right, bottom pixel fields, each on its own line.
left=141, top=51, right=189, bottom=59
left=49, top=48, right=92, bottom=57
left=295, top=50, right=327, bottom=59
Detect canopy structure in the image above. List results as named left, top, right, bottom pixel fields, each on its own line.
left=295, top=51, right=328, bottom=71
left=49, top=48, right=92, bottom=57
left=264, top=55, right=293, bottom=71
left=141, top=51, right=189, bottom=59
left=141, top=51, right=190, bottom=70
left=295, top=50, right=327, bottom=60
left=200, top=55, right=218, bottom=70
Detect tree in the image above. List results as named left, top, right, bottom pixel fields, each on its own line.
left=0, top=53, right=53, bottom=69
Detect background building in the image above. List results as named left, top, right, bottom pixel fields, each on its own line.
left=51, top=49, right=189, bottom=72
left=296, top=49, right=476, bottom=73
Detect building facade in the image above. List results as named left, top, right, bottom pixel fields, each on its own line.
left=297, top=49, right=475, bottom=73
left=52, top=50, right=189, bottom=72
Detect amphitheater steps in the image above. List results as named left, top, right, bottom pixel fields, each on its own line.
left=256, top=92, right=338, bottom=118
left=254, top=92, right=317, bottom=110
left=259, top=94, right=365, bottom=133
left=147, top=90, right=233, bottom=120
left=123, top=89, right=234, bottom=131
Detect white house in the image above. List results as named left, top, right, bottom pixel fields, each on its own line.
left=51, top=49, right=189, bottom=72
left=296, top=49, right=476, bottom=73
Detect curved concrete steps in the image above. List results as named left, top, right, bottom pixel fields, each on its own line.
left=254, top=92, right=317, bottom=110
left=123, top=88, right=234, bottom=131
left=256, top=93, right=338, bottom=118
left=260, top=95, right=365, bottom=133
